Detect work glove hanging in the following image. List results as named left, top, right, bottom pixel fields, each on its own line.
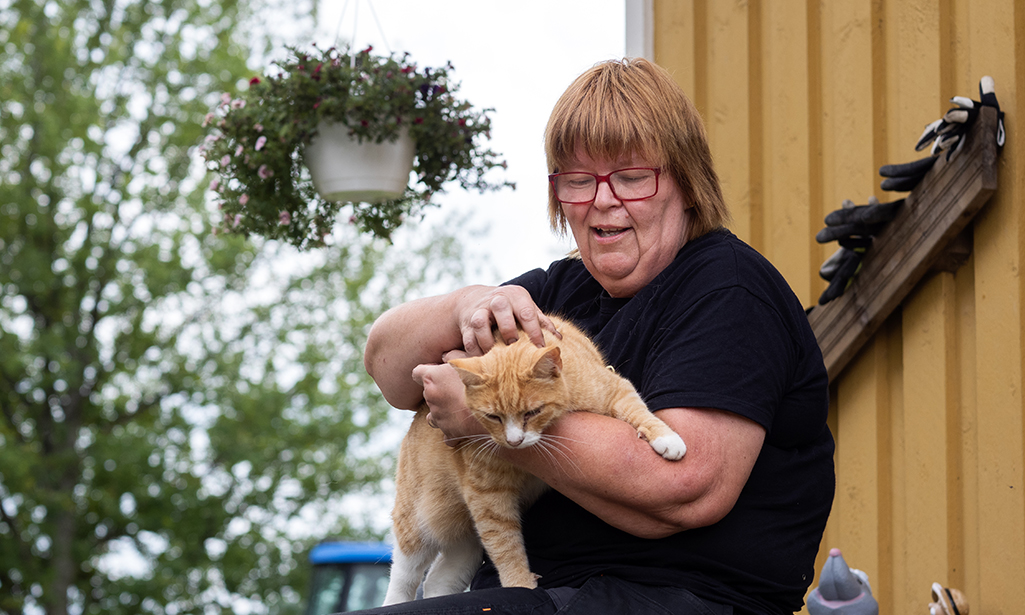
left=914, top=75, right=1005, bottom=159
left=816, top=197, right=903, bottom=305
left=878, top=155, right=937, bottom=192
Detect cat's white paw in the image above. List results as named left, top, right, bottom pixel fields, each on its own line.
left=650, top=433, right=687, bottom=460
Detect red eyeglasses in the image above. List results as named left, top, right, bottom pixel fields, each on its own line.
left=548, top=167, right=661, bottom=204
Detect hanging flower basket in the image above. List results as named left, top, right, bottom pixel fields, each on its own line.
left=305, top=121, right=415, bottom=203
left=200, top=45, right=514, bottom=249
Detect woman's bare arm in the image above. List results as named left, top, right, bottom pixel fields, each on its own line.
left=502, top=408, right=765, bottom=538
left=363, top=284, right=558, bottom=409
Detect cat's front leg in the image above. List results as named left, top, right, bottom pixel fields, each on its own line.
left=648, top=430, right=687, bottom=461
left=610, top=390, right=687, bottom=461
left=462, top=467, right=539, bottom=589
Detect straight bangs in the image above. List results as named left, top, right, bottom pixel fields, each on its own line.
left=546, top=75, right=667, bottom=173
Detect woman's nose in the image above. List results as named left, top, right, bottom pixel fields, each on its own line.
left=592, top=179, right=621, bottom=209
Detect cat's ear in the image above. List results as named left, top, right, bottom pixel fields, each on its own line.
left=447, top=358, right=486, bottom=387
left=532, top=347, right=563, bottom=380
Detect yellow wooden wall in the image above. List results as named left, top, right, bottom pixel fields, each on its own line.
left=653, top=1, right=1023, bottom=613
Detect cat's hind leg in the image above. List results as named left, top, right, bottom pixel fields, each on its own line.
left=421, top=535, right=483, bottom=598
left=383, top=543, right=436, bottom=606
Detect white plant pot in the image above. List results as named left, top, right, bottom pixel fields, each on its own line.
left=304, top=121, right=416, bottom=203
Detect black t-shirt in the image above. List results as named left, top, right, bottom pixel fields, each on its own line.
left=473, top=229, right=835, bottom=615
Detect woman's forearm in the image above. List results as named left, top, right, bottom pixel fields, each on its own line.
left=364, top=292, right=467, bottom=409
left=500, top=408, right=765, bottom=538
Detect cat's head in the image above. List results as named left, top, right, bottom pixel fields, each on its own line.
left=447, top=340, right=568, bottom=449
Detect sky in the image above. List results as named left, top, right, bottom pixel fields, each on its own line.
left=310, top=0, right=627, bottom=284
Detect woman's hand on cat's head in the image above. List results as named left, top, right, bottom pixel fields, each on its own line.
left=457, top=285, right=561, bottom=357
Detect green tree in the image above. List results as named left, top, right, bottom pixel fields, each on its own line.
left=0, top=1, right=467, bottom=613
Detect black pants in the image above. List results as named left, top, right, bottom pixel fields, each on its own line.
left=355, top=576, right=733, bottom=614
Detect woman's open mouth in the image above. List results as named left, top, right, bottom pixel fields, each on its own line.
left=593, top=226, right=629, bottom=239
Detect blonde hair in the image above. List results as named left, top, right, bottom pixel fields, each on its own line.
left=544, top=58, right=729, bottom=240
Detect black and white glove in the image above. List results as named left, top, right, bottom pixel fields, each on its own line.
left=914, top=75, right=1005, bottom=159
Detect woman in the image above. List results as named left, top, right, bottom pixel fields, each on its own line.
left=363, top=58, right=834, bottom=615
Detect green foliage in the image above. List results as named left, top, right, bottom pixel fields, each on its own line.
left=201, top=44, right=514, bottom=248
left=0, top=1, right=468, bottom=614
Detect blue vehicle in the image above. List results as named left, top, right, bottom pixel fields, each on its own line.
left=305, top=541, right=392, bottom=614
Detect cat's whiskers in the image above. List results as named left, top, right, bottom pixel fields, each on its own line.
left=537, top=432, right=585, bottom=446
left=535, top=434, right=583, bottom=474
left=464, top=436, right=502, bottom=469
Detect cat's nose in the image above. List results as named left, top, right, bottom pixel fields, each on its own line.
left=504, top=425, right=527, bottom=447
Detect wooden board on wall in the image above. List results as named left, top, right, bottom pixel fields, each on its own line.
left=807, top=107, right=1000, bottom=382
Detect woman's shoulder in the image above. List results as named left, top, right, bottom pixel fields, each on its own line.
left=503, top=256, right=598, bottom=310
left=660, top=229, right=811, bottom=331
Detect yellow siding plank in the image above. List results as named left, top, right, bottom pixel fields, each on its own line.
left=761, top=1, right=812, bottom=303
left=820, top=1, right=877, bottom=203
left=964, top=0, right=1025, bottom=611
left=953, top=254, right=976, bottom=596
left=834, top=339, right=885, bottom=589
left=885, top=2, right=948, bottom=612
left=653, top=0, right=696, bottom=96
left=705, top=0, right=751, bottom=243
left=901, top=273, right=957, bottom=613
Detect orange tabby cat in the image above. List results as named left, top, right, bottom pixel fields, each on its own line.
left=382, top=315, right=686, bottom=605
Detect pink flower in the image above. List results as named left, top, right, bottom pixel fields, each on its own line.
left=209, top=177, right=220, bottom=191
left=232, top=214, right=242, bottom=228
left=278, top=211, right=291, bottom=225
left=220, top=155, right=231, bottom=167
left=235, top=144, right=244, bottom=156
left=239, top=194, right=249, bottom=206
left=255, top=136, right=267, bottom=151
left=249, top=76, right=261, bottom=85
left=258, top=165, right=272, bottom=179
left=202, top=112, right=215, bottom=127
left=231, top=98, right=245, bottom=109
left=254, top=124, right=263, bottom=132
left=220, top=92, right=231, bottom=106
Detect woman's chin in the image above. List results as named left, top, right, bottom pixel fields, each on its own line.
left=586, top=257, right=642, bottom=295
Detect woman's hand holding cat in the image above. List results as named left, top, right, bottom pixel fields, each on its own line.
left=455, top=285, right=561, bottom=356
left=412, top=362, right=486, bottom=446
